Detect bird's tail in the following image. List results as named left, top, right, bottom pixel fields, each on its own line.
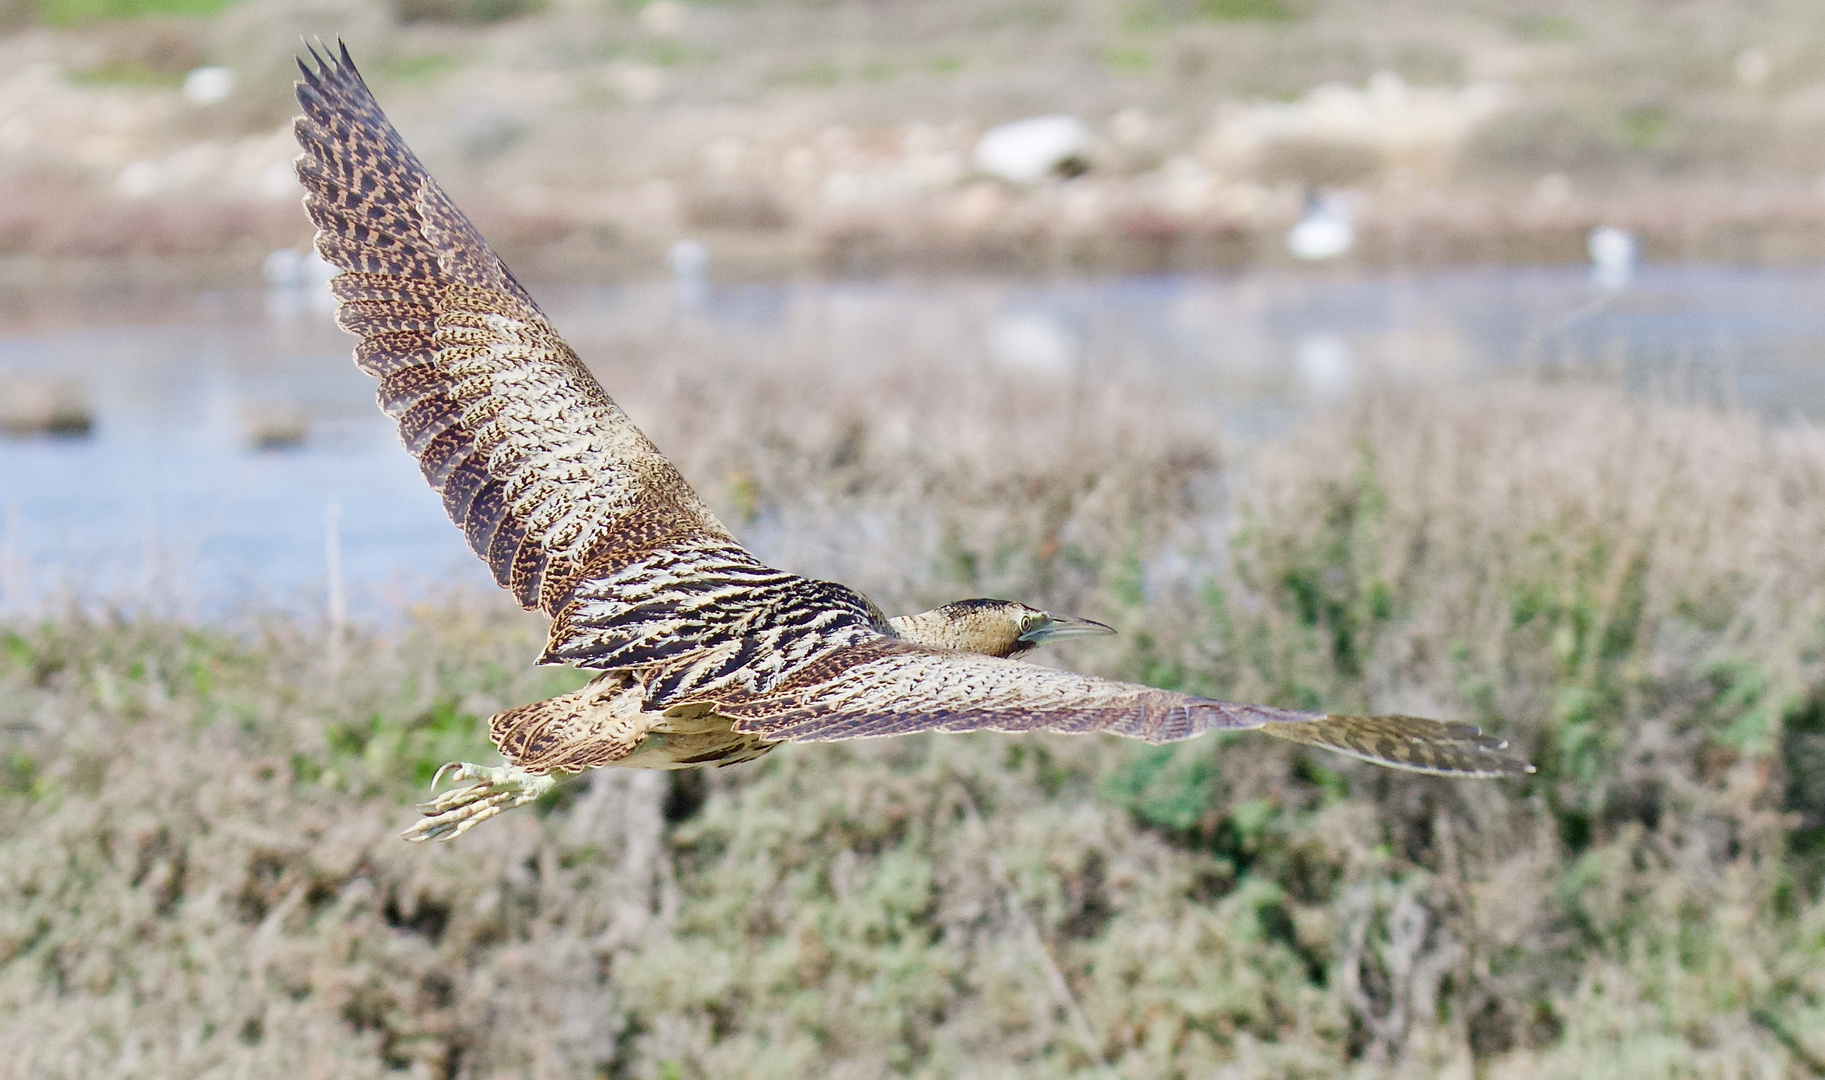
left=1260, top=713, right=1533, bottom=777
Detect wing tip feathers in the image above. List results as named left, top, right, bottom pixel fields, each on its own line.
left=293, top=37, right=369, bottom=107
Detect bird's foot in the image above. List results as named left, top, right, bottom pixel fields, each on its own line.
left=401, top=762, right=557, bottom=843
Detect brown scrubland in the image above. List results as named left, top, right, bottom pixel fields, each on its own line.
left=5, top=363, right=1825, bottom=1077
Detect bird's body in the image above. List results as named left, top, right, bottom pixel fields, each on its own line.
left=290, top=45, right=1529, bottom=841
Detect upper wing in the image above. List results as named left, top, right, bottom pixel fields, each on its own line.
left=716, top=640, right=1531, bottom=777
left=292, top=44, right=736, bottom=621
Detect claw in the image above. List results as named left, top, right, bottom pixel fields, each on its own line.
left=430, top=761, right=459, bottom=791
left=400, top=762, right=557, bottom=842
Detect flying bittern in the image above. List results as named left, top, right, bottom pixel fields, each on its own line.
left=289, top=45, right=1531, bottom=842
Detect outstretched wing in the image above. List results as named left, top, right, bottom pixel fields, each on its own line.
left=717, top=640, right=1530, bottom=777
left=1250, top=713, right=1527, bottom=777
left=292, top=44, right=738, bottom=627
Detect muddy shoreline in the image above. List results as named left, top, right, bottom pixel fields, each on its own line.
left=4, top=202, right=1825, bottom=293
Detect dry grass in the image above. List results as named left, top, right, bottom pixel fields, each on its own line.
left=7, top=372, right=1825, bottom=1078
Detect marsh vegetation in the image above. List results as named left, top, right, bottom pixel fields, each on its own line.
left=5, top=361, right=1825, bottom=1077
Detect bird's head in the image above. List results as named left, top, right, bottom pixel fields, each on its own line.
left=888, top=599, right=1116, bottom=659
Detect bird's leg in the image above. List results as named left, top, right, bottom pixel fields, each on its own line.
left=401, top=762, right=559, bottom=842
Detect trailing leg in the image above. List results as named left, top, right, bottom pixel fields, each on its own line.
left=401, top=672, right=655, bottom=842
left=402, top=762, right=558, bottom=842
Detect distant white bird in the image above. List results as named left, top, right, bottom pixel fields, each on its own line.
left=973, top=116, right=1091, bottom=185
left=1588, top=226, right=1637, bottom=291
left=667, top=238, right=709, bottom=309
left=1288, top=191, right=1355, bottom=261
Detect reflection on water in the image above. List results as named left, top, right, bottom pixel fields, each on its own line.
left=3, top=263, right=1825, bottom=616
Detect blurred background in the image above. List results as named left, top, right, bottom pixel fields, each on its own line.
left=4, top=0, right=1825, bottom=272
left=7, top=0, right=1825, bottom=610
left=8, top=2, right=1825, bottom=1079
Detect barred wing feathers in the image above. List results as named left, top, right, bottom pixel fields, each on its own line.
left=293, top=45, right=736, bottom=638
left=294, top=46, right=1531, bottom=782
left=1254, top=713, right=1528, bottom=778
left=720, top=641, right=1531, bottom=777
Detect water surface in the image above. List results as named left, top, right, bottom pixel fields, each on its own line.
left=2, top=263, right=1822, bottom=617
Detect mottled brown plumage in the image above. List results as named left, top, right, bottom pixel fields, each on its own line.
left=291, top=45, right=1530, bottom=841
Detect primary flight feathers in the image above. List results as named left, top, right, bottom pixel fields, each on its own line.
left=294, top=42, right=734, bottom=618
left=292, top=44, right=1529, bottom=841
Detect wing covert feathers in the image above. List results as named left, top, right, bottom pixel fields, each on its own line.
left=293, top=44, right=735, bottom=623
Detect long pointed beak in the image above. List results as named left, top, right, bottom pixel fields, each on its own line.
left=1018, top=613, right=1117, bottom=647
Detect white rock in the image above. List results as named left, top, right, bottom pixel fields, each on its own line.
left=973, top=115, right=1090, bottom=185
left=182, top=67, right=235, bottom=107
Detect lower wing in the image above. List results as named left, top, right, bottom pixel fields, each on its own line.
left=714, top=639, right=1531, bottom=777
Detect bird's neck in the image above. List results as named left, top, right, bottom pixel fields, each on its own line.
left=889, top=608, right=1021, bottom=658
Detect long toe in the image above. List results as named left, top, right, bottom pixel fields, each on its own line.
left=402, top=792, right=513, bottom=842
left=400, top=762, right=559, bottom=842
left=416, top=782, right=490, bottom=814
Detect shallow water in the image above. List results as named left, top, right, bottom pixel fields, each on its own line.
left=2, top=262, right=1823, bottom=617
